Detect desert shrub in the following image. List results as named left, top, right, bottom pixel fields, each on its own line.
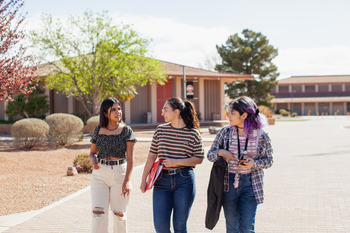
left=279, top=109, right=290, bottom=117
left=46, top=113, right=84, bottom=146
left=292, top=112, right=298, bottom=117
left=73, top=154, right=93, bottom=173
left=86, top=116, right=99, bottom=135
left=11, top=118, right=49, bottom=149
left=278, top=109, right=286, bottom=114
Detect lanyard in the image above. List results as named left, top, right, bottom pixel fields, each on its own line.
left=236, top=126, right=249, bottom=160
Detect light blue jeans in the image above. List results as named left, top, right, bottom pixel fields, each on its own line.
left=222, top=173, right=258, bottom=233
left=153, top=168, right=196, bottom=233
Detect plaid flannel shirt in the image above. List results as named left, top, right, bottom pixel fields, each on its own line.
left=207, top=126, right=273, bottom=204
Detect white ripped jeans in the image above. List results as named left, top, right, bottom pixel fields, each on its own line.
left=91, top=163, right=130, bottom=233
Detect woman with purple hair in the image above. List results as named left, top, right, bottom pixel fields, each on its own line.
left=207, top=96, right=273, bottom=233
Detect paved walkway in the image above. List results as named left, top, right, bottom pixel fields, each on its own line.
left=1, top=116, right=350, bottom=232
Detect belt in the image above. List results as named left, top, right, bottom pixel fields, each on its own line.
left=99, top=159, right=126, bottom=166
left=162, top=167, right=192, bottom=175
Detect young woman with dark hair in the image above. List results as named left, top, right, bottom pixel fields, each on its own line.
left=140, top=97, right=204, bottom=233
left=207, top=96, right=273, bottom=233
left=90, top=97, right=137, bottom=233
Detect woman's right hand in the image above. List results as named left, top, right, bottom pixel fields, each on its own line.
left=140, top=180, right=147, bottom=193
left=218, top=149, right=236, bottom=162
left=92, top=162, right=101, bottom=170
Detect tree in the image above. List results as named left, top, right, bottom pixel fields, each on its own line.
left=216, top=29, right=279, bottom=106
left=30, top=11, right=167, bottom=117
left=6, top=85, right=49, bottom=118
left=0, top=0, right=37, bottom=101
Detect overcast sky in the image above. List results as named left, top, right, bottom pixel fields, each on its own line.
left=23, top=0, right=350, bottom=79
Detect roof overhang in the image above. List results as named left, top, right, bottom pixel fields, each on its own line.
left=272, top=96, right=350, bottom=103
left=162, top=61, right=253, bottom=82
left=277, top=75, right=350, bottom=85
left=35, top=59, right=254, bottom=82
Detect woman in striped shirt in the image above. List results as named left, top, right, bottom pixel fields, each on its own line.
left=140, top=97, right=204, bottom=233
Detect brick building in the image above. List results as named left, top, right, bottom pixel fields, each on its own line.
left=271, top=75, right=350, bottom=115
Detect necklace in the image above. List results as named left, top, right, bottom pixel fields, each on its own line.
left=106, top=123, right=119, bottom=131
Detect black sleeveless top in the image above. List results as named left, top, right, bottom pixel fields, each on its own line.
left=90, top=125, right=137, bottom=160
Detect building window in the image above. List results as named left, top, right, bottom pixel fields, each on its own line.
left=291, top=85, right=302, bottom=92
left=305, top=85, right=315, bottom=92
left=318, top=103, right=330, bottom=115
left=332, top=84, right=342, bottom=92
left=318, top=84, right=328, bottom=92
left=346, top=84, right=350, bottom=91
left=304, top=103, right=316, bottom=115
left=279, top=85, right=289, bottom=93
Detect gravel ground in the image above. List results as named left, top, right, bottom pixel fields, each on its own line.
left=0, top=140, right=151, bottom=216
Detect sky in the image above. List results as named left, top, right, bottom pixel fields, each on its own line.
left=22, top=0, right=350, bottom=79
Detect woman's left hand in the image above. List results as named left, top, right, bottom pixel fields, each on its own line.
left=121, top=180, right=131, bottom=197
left=162, top=158, right=179, bottom=168
left=239, top=158, right=254, bottom=170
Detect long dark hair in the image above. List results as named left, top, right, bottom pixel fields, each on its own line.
left=99, top=97, right=120, bottom=128
left=227, top=96, right=266, bottom=134
left=166, top=97, right=200, bottom=129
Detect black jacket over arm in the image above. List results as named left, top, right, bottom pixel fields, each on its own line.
left=205, top=128, right=229, bottom=230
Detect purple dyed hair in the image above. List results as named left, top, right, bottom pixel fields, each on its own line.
left=227, top=96, right=267, bottom=134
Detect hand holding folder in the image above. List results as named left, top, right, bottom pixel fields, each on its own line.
left=145, top=160, right=163, bottom=191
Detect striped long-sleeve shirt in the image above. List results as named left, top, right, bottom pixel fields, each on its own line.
left=150, top=123, right=204, bottom=161
left=207, top=126, right=273, bottom=204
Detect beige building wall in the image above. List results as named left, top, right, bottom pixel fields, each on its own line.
left=1, top=74, right=247, bottom=123
left=51, top=90, right=69, bottom=114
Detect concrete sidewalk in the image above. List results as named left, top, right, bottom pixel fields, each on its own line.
left=2, top=116, right=350, bottom=232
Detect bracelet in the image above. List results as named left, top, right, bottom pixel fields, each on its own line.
left=90, top=153, right=98, bottom=164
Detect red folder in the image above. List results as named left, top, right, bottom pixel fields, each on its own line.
left=145, top=160, right=163, bottom=191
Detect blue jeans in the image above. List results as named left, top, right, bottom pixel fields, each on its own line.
left=153, top=168, right=196, bottom=233
left=222, top=173, right=258, bottom=233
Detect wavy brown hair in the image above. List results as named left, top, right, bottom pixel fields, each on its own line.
left=99, top=97, right=120, bottom=128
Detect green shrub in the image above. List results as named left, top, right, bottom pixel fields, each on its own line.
left=0, top=120, right=15, bottom=124
left=86, top=116, right=99, bottom=135
left=46, top=113, right=84, bottom=146
left=280, top=109, right=290, bottom=117
left=292, top=112, right=298, bottom=117
left=278, top=109, right=286, bottom=115
left=73, top=154, right=93, bottom=173
left=6, top=86, right=49, bottom=118
left=11, top=118, right=49, bottom=149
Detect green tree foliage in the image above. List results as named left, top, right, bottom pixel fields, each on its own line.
left=216, top=29, right=279, bottom=106
left=30, top=11, right=167, bottom=117
left=6, top=85, right=49, bottom=118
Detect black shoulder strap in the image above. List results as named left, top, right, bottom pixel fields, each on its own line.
left=225, top=127, right=230, bottom=150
